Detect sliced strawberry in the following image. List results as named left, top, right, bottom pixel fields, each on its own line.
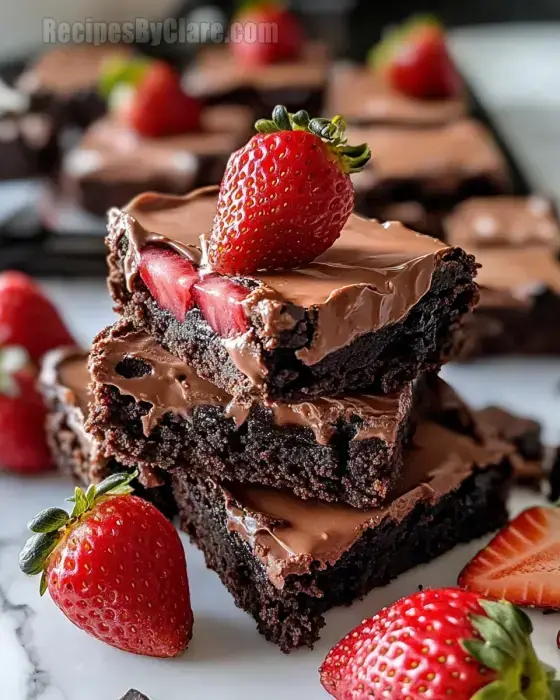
left=458, top=505, right=560, bottom=609
left=138, top=246, right=198, bottom=323
left=193, top=274, right=250, bottom=338
left=121, top=62, right=202, bottom=137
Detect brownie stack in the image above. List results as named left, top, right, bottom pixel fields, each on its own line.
left=40, top=185, right=515, bottom=652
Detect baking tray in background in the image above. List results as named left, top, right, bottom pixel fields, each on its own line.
left=0, top=76, right=533, bottom=277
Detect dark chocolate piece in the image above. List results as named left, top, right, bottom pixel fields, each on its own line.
left=86, top=320, right=413, bottom=508
left=106, top=186, right=479, bottom=400
left=174, top=420, right=513, bottom=651
left=183, top=42, right=328, bottom=117
left=62, top=106, right=252, bottom=216
left=328, top=63, right=467, bottom=127
left=119, top=691, right=151, bottom=700
left=445, top=196, right=560, bottom=250
left=39, top=346, right=175, bottom=517
left=549, top=448, right=560, bottom=502
left=350, top=119, right=511, bottom=217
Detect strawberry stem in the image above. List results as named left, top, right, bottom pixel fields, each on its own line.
left=255, top=105, right=371, bottom=174
left=19, top=470, right=138, bottom=591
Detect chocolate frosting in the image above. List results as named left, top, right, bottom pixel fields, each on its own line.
left=64, top=106, right=251, bottom=185
left=223, top=420, right=511, bottom=588
left=90, top=328, right=412, bottom=444
left=17, top=45, right=131, bottom=96
left=114, top=186, right=457, bottom=377
left=445, top=196, right=560, bottom=249
left=184, top=42, right=328, bottom=96
left=328, top=63, right=467, bottom=126
left=349, top=119, right=509, bottom=192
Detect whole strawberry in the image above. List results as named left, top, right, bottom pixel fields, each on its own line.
left=231, top=2, right=303, bottom=66
left=0, top=271, right=75, bottom=365
left=320, top=587, right=558, bottom=699
left=19, top=472, right=193, bottom=657
left=0, top=346, right=52, bottom=474
left=371, top=16, right=462, bottom=99
left=208, top=105, right=370, bottom=274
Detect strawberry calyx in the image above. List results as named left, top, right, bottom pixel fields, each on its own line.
left=255, top=105, right=370, bottom=174
left=99, top=56, right=152, bottom=99
left=464, top=599, right=559, bottom=699
left=19, top=471, right=138, bottom=595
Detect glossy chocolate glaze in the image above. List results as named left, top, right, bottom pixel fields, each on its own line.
left=90, top=328, right=412, bottom=444
left=349, top=119, right=509, bottom=192
left=113, top=186, right=457, bottom=376
left=328, top=63, right=467, bottom=126
left=223, top=420, right=511, bottom=587
left=445, top=196, right=560, bottom=249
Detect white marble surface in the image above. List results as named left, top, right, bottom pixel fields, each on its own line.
left=3, top=22, right=560, bottom=700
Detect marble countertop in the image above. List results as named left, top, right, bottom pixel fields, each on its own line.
left=3, top=22, right=560, bottom=700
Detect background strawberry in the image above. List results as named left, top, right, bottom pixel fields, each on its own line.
left=19, top=472, right=193, bottom=657
left=0, top=271, right=75, bottom=364
left=459, top=505, right=560, bottom=609
left=0, top=346, right=52, bottom=474
left=320, top=587, right=558, bottom=699
left=207, top=105, right=370, bottom=274
left=370, top=15, right=462, bottom=99
left=231, top=2, right=303, bottom=66
left=119, top=61, right=202, bottom=138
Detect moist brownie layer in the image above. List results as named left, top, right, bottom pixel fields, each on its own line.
left=174, top=420, right=512, bottom=652
left=86, top=320, right=413, bottom=508
left=39, top=347, right=175, bottom=518
left=107, top=186, right=479, bottom=401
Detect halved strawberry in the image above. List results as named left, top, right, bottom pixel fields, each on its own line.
left=138, top=246, right=198, bottom=323
left=193, top=274, right=250, bottom=338
left=458, top=505, right=560, bottom=609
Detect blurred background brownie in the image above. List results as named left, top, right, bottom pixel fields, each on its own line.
left=39, top=345, right=175, bottom=517
left=60, top=105, right=252, bottom=216
left=15, top=44, right=131, bottom=128
left=350, top=119, right=512, bottom=219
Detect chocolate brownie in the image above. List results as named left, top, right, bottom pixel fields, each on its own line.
left=106, top=186, right=479, bottom=401
left=328, top=63, right=468, bottom=127
left=349, top=119, right=511, bottom=218
left=415, top=374, right=545, bottom=486
left=0, top=111, right=58, bottom=180
left=183, top=42, right=328, bottom=117
left=549, top=448, right=560, bottom=502
left=16, top=45, right=131, bottom=127
left=455, top=246, right=560, bottom=358
left=39, top=347, right=175, bottom=517
left=445, top=196, right=560, bottom=250
left=86, top=320, right=413, bottom=508
left=174, top=420, right=513, bottom=652
left=61, top=106, right=252, bottom=216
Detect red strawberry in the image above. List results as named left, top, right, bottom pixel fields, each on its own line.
left=0, top=347, right=52, bottom=474
left=19, top=472, right=193, bottom=657
left=122, top=62, right=202, bottom=138
left=193, top=274, right=250, bottom=338
left=320, top=587, right=557, bottom=699
left=231, top=3, right=303, bottom=66
left=138, top=246, right=199, bottom=323
left=458, top=505, right=560, bottom=609
left=208, top=105, right=370, bottom=274
left=371, top=16, right=462, bottom=99
left=0, top=271, right=75, bottom=364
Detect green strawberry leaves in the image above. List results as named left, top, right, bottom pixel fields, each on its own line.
left=255, top=105, right=371, bottom=174
left=19, top=471, right=138, bottom=592
left=463, top=599, right=558, bottom=699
